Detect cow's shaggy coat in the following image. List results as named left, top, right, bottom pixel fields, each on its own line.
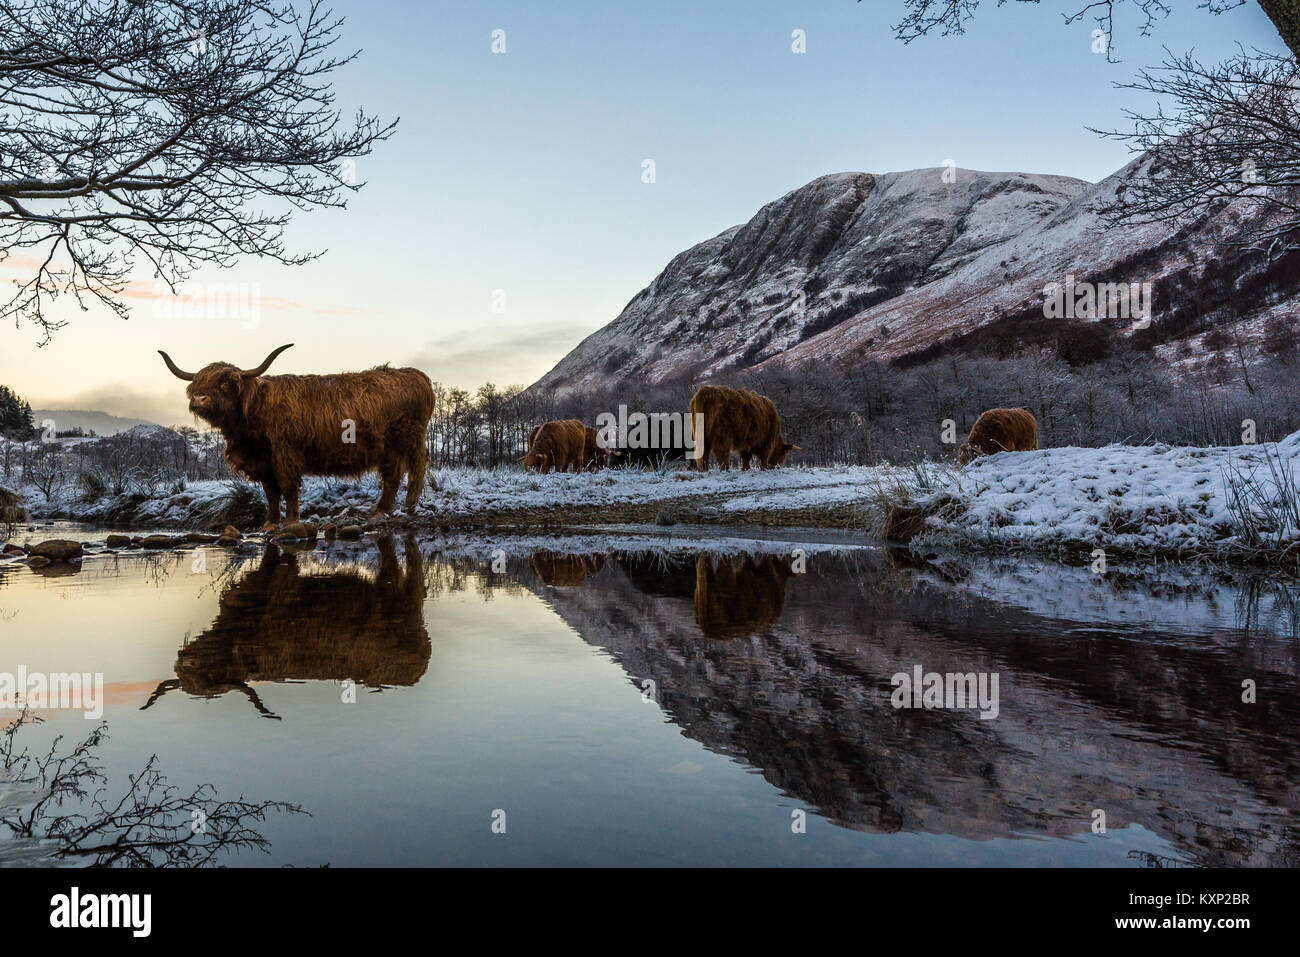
left=581, top=426, right=609, bottom=471
left=689, top=385, right=799, bottom=471
left=956, top=407, right=1039, bottom=465
left=520, top=419, right=587, bottom=473
left=159, top=344, right=434, bottom=528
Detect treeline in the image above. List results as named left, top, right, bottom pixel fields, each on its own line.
left=0, top=385, right=36, bottom=440
left=516, top=338, right=1300, bottom=466
left=2, top=425, right=229, bottom=500
left=8, top=330, right=1299, bottom=496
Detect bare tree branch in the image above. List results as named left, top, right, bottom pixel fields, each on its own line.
left=1094, top=47, right=1300, bottom=256
left=0, top=0, right=396, bottom=342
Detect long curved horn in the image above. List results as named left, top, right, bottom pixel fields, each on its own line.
left=241, top=343, right=294, bottom=377
left=157, top=351, right=196, bottom=381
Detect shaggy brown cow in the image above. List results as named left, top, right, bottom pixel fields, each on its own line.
left=141, top=536, right=429, bottom=718
left=689, top=385, right=799, bottom=471
left=956, top=408, right=1039, bottom=465
left=520, top=418, right=587, bottom=473
left=159, top=344, right=434, bottom=530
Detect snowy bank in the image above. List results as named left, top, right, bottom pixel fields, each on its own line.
left=905, top=430, right=1300, bottom=562
left=13, top=464, right=905, bottom=531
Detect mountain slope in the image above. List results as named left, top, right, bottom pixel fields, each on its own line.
left=529, top=161, right=1298, bottom=396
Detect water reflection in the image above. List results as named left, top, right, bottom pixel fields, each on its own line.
left=143, top=535, right=429, bottom=718
left=102, top=532, right=1300, bottom=866
left=525, top=546, right=1300, bottom=867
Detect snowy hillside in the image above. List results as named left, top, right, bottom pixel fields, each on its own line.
left=530, top=159, right=1299, bottom=396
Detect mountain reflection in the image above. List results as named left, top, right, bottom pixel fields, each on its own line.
left=524, top=547, right=1300, bottom=867
left=144, top=535, right=429, bottom=718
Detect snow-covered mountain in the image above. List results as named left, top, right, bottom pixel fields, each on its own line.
left=530, top=160, right=1299, bottom=396
left=32, top=409, right=158, bottom=436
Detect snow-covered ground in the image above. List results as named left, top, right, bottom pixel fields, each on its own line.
left=909, top=430, right=1300, bottom=559
left=8, top=463, right=903, bottom=529
left=8, top=431, right=1300, bottom=563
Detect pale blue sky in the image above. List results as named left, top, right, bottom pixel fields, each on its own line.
left=1, top=0, right=1288, bottom=424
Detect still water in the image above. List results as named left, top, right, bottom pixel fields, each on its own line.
left=2, top=527, right=1298, bottom=866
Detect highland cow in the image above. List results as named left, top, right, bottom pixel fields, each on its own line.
left=159, top=344, right=434, bottom=529
left=689, top=385, right=799, bottom=471
left=520, top=419, right=587, bottom=473
left=956, top=408, right=1039, bottom=465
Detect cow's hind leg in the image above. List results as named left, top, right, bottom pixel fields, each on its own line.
left=404, top=443, right=429, bottom=510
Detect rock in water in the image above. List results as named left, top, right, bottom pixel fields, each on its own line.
left=29, top=540, right=83, bottom=562
left=274, top=521, right=318, bottom=541
left=105, top=534, right=132, bottom=548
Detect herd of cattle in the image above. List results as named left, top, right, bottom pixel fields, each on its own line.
left=157, top=345, right=1039, bottom=526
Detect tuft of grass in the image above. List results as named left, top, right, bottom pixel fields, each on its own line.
left=196, top=477, right=266, bottom=530
left=858, top=461, right=962, bottom=541
left=1220, top=444, right=1300, bottom=554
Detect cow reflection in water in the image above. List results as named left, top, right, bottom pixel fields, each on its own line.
left=693, top=554, right=794, bottom=640
left=143, top=536, right=429, bottom=718
left=529, top=552, right=606, bottom=587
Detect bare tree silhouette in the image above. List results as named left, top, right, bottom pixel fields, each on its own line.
left=0, top=0, right=396, bottom=341
left=873, top=1, right=1300, bottom=255
left=1, top=707, right=304, bottom=867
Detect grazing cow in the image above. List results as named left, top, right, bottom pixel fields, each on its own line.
left=520, top=419, right=587, bottom=473
left=141, top=536, right=429, bottom=719
left=159, top=344, right=434, bottom=530
left=956, top=408, right=1039, bottom=465
left=693, top=554, right=794, bottom=640
left=582, top=426, right=609, bottom=471
left=689, top=385, right=799, bottom=471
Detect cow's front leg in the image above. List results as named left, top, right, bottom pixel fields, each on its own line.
left=270, top=451, right=302, bottom=527
left=284, top=483, right=302, bottom=524
left=372, top=459, right=401, bottom=517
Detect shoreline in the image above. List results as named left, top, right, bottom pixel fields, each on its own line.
left=9, top=428, right=1300, bottom=571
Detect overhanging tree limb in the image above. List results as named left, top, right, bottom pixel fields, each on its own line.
left=0, top=0, right=396, bottom=343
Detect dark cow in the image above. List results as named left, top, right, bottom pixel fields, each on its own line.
left=606, top=434, right=691, bottom=469
left=159, top=344, right=434, bottom=530
left=956, top=408, right=1039, bottom=465
left=141, top=536, right=429, bottom=719
left=693, top=553, right=795, bottom=640
left=582, top=426, right=609, bottom=471
left=520, top=419, right=587, bottom=473
left=689, top=385, right=799, bottom=471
